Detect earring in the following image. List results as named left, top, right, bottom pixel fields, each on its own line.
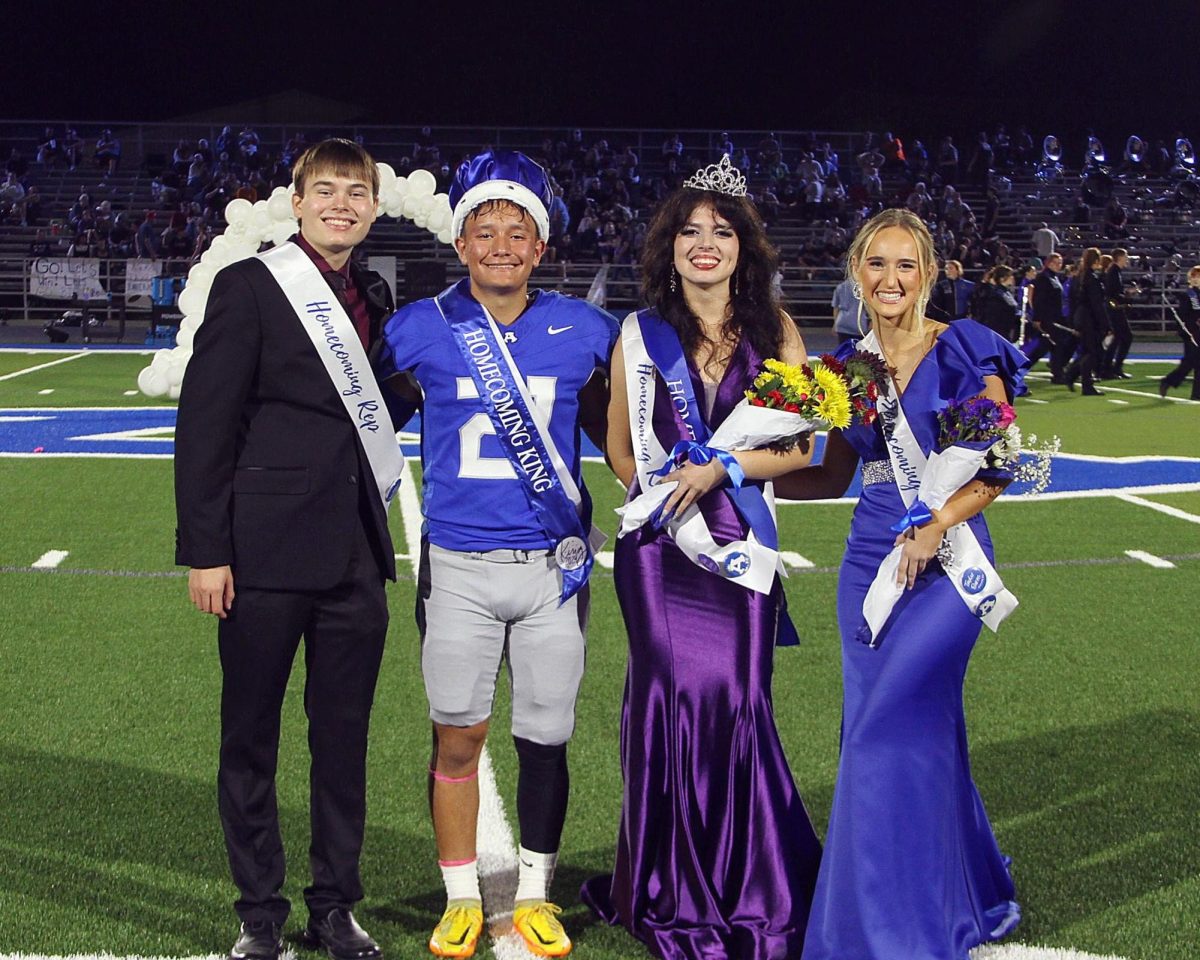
left=670, top=267, right=678, bottom=293
left=852, top=280, right=863, bottom=300
left=731, top=271, right=739, bottom=297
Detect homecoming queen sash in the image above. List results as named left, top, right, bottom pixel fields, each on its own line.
left=435, top=279, right=600, bottom=604
left=857, top=329, right=1018, bottom=645
left=258, top=242, right=403, bottom=509
left=619, top=310, right=784, bottom=596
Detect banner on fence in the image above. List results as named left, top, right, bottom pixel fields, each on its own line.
left=125, top=260, right=162, bottom=304
left=29, top=258, right=107, bottom=301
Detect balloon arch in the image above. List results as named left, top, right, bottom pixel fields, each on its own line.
left=136, top=164, right=451, bottom=398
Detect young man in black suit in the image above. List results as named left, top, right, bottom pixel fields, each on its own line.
left=175, top=139, right=403, bottom=960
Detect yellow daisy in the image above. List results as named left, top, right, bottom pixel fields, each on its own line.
left=816, top=389, right=852, bottom=428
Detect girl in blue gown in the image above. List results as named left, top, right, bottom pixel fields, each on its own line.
left=776, top=208, right=1025, bottom=960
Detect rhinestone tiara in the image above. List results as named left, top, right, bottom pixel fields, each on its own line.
left=682, top=154, right=747, bottom=197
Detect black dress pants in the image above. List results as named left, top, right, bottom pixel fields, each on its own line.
left=1050, top=329, right=1078, bottom=381
left=217, top=519, right=388, bottom=924
left=1065, top=326, right=1103, bottom=388
left=1162, top=335, right=1200, bottom=399
left=1102, top=308, right=1133, bottom=375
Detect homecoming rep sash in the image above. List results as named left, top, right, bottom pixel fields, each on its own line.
left=258, top=242, right=404, bottom=509
left=435, top=279, right=601, bottom=604
left=857, top=329, right=1018, bottom=645
left=619, top=309, right=784, bottom=596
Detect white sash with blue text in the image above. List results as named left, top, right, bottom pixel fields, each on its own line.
left=618, top=311, right=780, bottom=594
left=858, top=329, right=1017, bottom=642
left=257, top=243, right=404, bottom=510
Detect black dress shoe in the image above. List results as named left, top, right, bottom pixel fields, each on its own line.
left=230, top=920, right=284, bottom=960
left=302, top=908, right=381, bottom=960
left=1081, top=385, right=1105, bottom=396
left=1116, top=371, right=1133, bottom=379
left=1159, top=379, right=1170, bottom=397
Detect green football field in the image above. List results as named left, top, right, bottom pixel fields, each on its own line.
left=0, top=348, right=1197, bottom=960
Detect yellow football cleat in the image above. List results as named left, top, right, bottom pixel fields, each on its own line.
left=512, top=900, right=572, bottom=957
left=428, top=900, right=484, bottom=958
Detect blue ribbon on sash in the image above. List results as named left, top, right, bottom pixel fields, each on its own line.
left=636, top=309, right=799, bottom=646
left=439, top=279, right=592, bottom=603
left=652, top=440, right=747, bottom=489
left=889, top=499, right=934, bottom=535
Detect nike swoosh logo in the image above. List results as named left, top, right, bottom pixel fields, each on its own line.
left=547, top=325, right=573, bottom=335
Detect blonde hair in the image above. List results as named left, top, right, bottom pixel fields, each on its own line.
left=845, top=208, right=937, bottom=334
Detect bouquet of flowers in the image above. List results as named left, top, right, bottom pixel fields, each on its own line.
left=936, top=396, right=1058, bottom=495
left=861, top=395, right=1057, bottom=645
left=743, top=351, right=890, bottom=450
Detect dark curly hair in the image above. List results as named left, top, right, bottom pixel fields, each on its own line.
left=641, top=188, right=785, bottom=363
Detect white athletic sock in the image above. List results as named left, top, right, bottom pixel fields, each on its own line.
left=515, top=845, right=558, bottom=903
left=439, top=858, right=481, bottom=903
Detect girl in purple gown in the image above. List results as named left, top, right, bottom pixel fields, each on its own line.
left=776, top=209, right=1024, bottom=960
left=582, top=165, right=822, bottom=959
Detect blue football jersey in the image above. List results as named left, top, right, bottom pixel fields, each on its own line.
left=378, top=288, right=619, bottom=551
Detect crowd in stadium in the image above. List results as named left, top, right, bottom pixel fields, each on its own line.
left=1, top=122, right=1195, bottom=282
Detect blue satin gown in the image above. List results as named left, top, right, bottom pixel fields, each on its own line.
left=802, top=320, right=1027, bottom=960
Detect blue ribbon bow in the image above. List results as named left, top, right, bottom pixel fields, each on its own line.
left=651, top=440, right=746, bottom=489
left=890, top=499, right=934, bottom=534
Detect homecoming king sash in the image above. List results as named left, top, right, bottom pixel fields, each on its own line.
left=436, top=279, right=599, bottom=604
left=258, top=242, right=404, bottom=509
left=619, top=310, right=784, bottom=596
left=857, top=329, right=1018, bottom=645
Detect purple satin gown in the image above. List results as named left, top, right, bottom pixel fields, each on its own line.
left=583, top=336, right=821, bottom=960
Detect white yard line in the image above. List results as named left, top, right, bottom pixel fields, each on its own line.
left=595, top=551, right=615, bottom=568
left=1106, top=398, right=1129, bottom=405
left=391, top=451, right=536, bottom=957
left=1123, top=549, right=1176, bottom=569
left=31, top=550, right=69, bottom=569
left=395, top=456, right=423, bottom=572
left=0, top=352, right=88, bottom=381
left=1116, top=492, right=1200, bottom=525
left=780, top=551, right=815, bottom=568
left=37, top=389, right=55, bottom=395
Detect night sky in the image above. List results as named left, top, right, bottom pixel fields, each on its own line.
left=6, top=2, right=1200, bottom=146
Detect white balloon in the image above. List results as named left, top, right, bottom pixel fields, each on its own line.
left=224, top=197, right=253, bottom=224
left=179, top=313, right=201, bottom=333
left=150, top=349, right=171, bottom=370
left=407, top=168, right=437, bottom=197
left=177, top=285, right=207, bottom=318
left=169, top=381, right=183, bottom=400
left=209, top=234, right=231, bottom=253
left=376, top=162, right=397, bottom=190
left=139, top=365, right=170, bottom=397
left=137, top=365, right=161, bottom=396
left=401, top=194, right=425, bottom=219
left=393, top=176, right=410, bottom=198
left=437, top=227, right=453, bottom=245
left=175, top=326, right=194, bottom=350
left=225, top=241, right=258, bottom=263
left=269, top=220, right=297, bottom=247
left=267, top=192, right=293, bottom=221
left=271, top=185, right=288, bottom=197
left=187, top=262, right=217, bottom=291
left=383, top=195, right=405, bottom=219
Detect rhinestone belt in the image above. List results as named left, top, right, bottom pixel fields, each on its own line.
left=861, top=459, right=895, bottom=486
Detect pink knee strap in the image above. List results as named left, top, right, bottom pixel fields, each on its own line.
left=438, top=857, right=477, bottom=868
left=430, top=767, right=478, bottom=784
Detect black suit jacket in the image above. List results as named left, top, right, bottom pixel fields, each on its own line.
left=1031, top=270, right=1063, bottom=328
left=174, top=250, right=397, bottom=590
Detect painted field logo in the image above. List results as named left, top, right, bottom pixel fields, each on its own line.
left=961, top=567, right=988, bottom=595
left=723, top=551, right=751, bottom=577
left=974, top=595, right=997, bottom=618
